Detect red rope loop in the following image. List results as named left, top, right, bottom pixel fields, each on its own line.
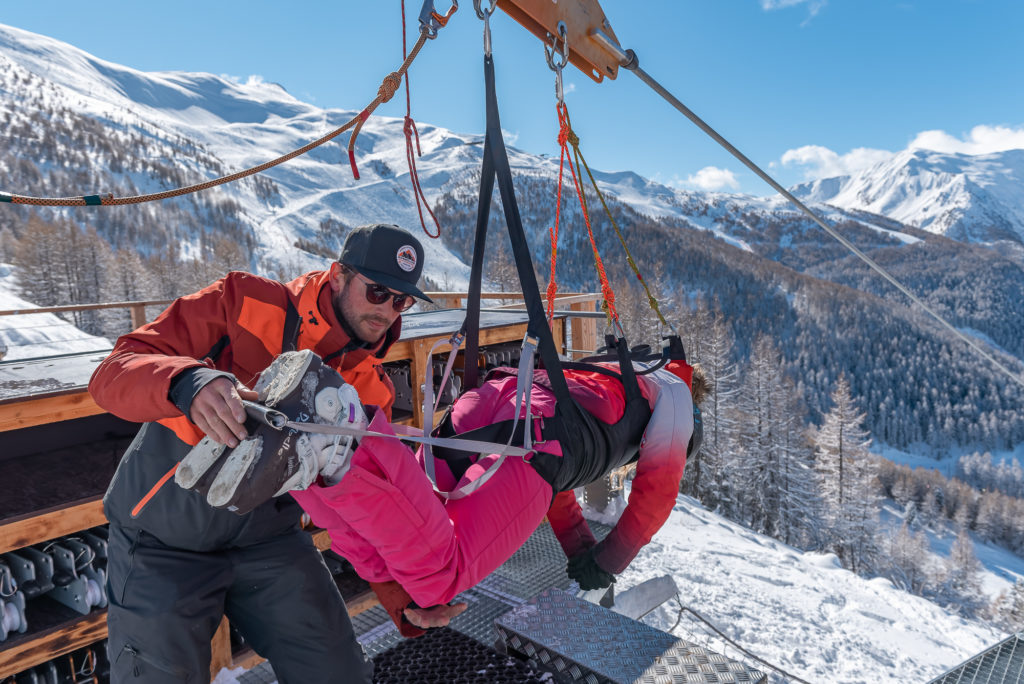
left=399, top=0, right=440, bottom=238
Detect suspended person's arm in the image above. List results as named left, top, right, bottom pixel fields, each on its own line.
left=591, top=377, right=694, bottom=574
left=545, top=489, right=597, bottom=559
left=292, top=479, right=434, bottom=635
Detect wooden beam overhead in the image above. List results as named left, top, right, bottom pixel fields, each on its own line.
left=497, top=0, right=622, bottom=82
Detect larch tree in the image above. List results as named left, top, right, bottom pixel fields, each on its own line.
left=813, top=373, right=878, bottom=572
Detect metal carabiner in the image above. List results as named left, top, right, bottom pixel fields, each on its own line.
left=544, top=22, right=569, bottom=103
left=474, top=0, right=497, bottom=56
left=544, top=21, right=570, bottom=72
left=420, top=0, right=459, bottom=39
left=474, top=0, right=497, bottom=20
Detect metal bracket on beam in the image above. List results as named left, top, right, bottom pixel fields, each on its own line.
left=496, top=0, right=622, bottom=82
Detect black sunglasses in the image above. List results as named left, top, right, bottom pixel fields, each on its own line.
left=352, top=272, right=416, bottom=312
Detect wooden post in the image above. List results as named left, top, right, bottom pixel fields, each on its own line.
left=409, top=338, right=432, bottom=428
left=129, top=304, right=147, bottom=330
left=569, top=299, right=598, bottom=359
left=209, top=618, right=233, bottom=678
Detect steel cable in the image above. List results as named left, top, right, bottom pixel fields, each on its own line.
left=592, top=35, right=1024, bottom=389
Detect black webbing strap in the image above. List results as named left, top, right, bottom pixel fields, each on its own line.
left=281, top=300, right=302, bottom=353
left=461, top=106, right=494, bottom=390
left=462, top=54, right=572, bottom=405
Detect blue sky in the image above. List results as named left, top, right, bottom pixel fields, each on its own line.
left=4, top=0, right=1023, bottom=195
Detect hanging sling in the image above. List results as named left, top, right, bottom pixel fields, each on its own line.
left=435, top=50, right=652, bottom=496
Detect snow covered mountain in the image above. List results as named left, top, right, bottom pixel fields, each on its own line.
left=791, top=148, right=1024, bottom=245
left=2, top=21, right=1024, bottom=455
left=0, top=22, right=939, bottom=283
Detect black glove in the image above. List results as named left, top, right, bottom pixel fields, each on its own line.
left=566, top=546, right=616, bottom=590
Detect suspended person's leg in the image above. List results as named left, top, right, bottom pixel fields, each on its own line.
left=223, top=529, right=373, bottom=684
left=106, top=524, right=229, bottom=683
left=298, top=411, right=554, bottom=607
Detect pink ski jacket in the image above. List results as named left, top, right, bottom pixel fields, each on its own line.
left=291, top=360, right=694, bottom=634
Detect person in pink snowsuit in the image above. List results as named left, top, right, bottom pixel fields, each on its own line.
left=291, top=358, right=699, bottom=636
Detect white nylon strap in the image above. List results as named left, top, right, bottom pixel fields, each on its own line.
left=420, top=332, right=463, bottom=494
left=435, top=332, right=540, bottom=500
left=282, top=420, right=533, bottom=459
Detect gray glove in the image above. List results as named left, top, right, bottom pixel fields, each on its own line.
left=175, top=350, right=367, bottom=514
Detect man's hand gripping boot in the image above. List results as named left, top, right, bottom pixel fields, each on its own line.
left=174, top=349, right=368, bottom=514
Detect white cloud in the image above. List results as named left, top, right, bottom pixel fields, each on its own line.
left=909, top=125, right=1024, bottom=155
left=780, top=124, right=1024, bottom=181
left=501, top=128, right=519, bottom=146
left=685, top=166, right=740, bottom=191
left=780, top=145, right=892, bottom=180
left=760, top=0, right=827, bottom=19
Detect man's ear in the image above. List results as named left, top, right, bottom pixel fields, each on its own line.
left=328, top=262, right=346, bottom=293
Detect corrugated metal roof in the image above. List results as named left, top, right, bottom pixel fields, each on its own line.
left=928, top=632, right=1024, bottom=684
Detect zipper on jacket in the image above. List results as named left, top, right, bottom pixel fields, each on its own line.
left=130, top=463, right=180, bottom=518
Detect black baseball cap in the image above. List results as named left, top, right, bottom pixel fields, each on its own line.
left=338, top=223, right=432, bottom=302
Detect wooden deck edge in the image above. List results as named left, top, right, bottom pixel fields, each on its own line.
left=0, top=610, right=107, bottom=678
left=0, top=498, right=106, bottom=555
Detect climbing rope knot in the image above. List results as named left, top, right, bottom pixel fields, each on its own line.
left=379, top=72, right=403, bottom=102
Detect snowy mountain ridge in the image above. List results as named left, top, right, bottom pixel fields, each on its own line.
left=791, top=147, right=1024, bottom=244
left=0, top=21, right=936, bottom=285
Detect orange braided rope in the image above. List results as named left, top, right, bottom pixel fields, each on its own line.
left=557, top=103, right=618, bottom=326
left=1, top=32, right=434, bottom=208
left=545, top=103, right=571, bottom=323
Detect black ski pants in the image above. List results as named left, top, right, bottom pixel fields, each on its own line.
left=105, top=523, right=373, bottom=683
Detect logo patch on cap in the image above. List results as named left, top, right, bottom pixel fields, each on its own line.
left=396, top=245, right=417, bottom=272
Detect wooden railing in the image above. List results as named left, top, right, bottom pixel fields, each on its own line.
left=0, top=293, right=603, bottom=354
left=0, top=299, right=175, bottom=331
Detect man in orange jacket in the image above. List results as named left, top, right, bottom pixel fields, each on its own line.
left=90, top=223, right=430, bottom=684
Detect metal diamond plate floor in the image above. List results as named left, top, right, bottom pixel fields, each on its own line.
left=238, top=521, right=601, bottom=683
left=236, top=520, right=764, bottom=684
left=496, top=587, right=767, bottom=684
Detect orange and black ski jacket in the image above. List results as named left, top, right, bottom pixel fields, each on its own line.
left=91, top=270, right=399, bottom=551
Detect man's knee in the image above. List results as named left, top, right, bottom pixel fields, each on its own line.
left=107, top=606, right=215, bottom=683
